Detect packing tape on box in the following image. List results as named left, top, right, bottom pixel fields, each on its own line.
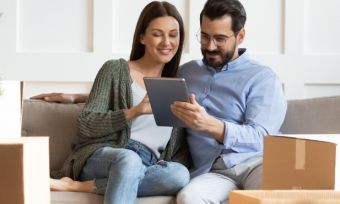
left=295, top=139, right=306, bottom=170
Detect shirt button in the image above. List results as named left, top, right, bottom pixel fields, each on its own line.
left=205, top=87, right=209, bottom=94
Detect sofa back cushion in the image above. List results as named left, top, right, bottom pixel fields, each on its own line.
left=21, top=99, right=84, bottom=171
left=280, top=95, right=340, bottom=134
left=21, top=96, right=340, bottom=171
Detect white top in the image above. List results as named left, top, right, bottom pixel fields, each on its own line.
left=130, top=82, right=172, bottom=158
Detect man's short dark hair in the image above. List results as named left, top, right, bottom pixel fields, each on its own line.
left=200, top=0, right=246, bottom=34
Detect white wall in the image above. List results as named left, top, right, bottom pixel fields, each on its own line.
left=1, top=0, right=340, bottom=99
left=0, top=81, right=21, bottom=137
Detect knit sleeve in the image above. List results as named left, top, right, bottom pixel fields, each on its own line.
left=77, top=60, right=131, bottom=140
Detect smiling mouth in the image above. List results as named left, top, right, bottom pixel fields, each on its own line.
left=158, top=48, right=172, bottom=55
left=206, top=53, right=220, bottom=59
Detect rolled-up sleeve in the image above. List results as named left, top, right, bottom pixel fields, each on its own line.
left=223, top=71, right=287, bottom=152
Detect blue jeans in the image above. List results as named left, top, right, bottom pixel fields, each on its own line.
left=79, top=140, right=190, bottom=204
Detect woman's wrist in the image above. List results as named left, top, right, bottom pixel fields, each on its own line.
left=123, top=106, right=140, bottom=121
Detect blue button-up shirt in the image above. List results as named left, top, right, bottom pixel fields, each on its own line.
left=178, top=49, right=287, bottom=178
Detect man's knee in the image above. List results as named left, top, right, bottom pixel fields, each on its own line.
left=176, top=188, right=198, bottom=204
left=243, top=164, right=262, bottom=189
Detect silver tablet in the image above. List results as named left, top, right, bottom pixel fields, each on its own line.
left=144, top=77, right=189, bottom=127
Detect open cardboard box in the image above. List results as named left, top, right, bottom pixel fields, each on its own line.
left=262, top=134, right=340, bottom=190
left=0, top=137, right=50, bottom=204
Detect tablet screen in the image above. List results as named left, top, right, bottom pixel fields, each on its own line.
left=144, top=77, right=189, bottom=127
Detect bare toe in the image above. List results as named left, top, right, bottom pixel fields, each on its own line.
left=50, top=178, right=73, bottom=191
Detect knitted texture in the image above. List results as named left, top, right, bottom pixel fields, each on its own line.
left=51, top=59, right=191, bottom=179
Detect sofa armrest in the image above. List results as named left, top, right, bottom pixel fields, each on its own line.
left=21, top=99, right=84, bottom=171
left=280, top=95, right=340, bottom=134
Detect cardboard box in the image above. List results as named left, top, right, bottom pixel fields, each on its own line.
left=262, top=134, right=340, bottom=190
left=229, top=190, right=340, bottom=204
left=0, top=137, right=50, bottom=204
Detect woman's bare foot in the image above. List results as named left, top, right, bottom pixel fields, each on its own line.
left=50, top=177, right=96, bottom=193
left=50, top=177, right=75, bottom=191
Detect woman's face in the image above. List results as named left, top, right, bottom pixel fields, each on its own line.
left=140, top=16, right=180, bottom=64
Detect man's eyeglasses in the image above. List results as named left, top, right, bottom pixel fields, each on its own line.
left=196, top=32, right=234, bottom=47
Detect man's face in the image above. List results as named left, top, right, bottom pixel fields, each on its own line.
left=200, top=15, right=243, bottom=69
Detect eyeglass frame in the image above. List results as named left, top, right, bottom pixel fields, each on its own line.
left=196, top=30, right=235, bottom=47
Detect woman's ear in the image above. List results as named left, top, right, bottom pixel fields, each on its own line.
left=140, top=34, right=145, bottom=45
left=236, top=28, right=245, bottom=45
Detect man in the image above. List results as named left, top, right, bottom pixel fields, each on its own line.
left=171, top=0, right=287, bottom=203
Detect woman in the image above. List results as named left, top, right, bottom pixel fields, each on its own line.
left=49, top=1, right=191, bottom=203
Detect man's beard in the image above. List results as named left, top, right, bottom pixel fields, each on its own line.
left=201, top=44, right=236, bottom=69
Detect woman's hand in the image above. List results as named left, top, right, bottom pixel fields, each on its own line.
left=135, top=95, right=152, bottom=115
left=124, top=95, right=152, bottom=120
left=30, top=93, right=88, bottom=103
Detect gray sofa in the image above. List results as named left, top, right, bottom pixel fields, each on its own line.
left=21, top=95, right=340, bottom=204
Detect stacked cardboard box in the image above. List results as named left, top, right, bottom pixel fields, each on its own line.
left=230, top=190, right=340, bottom=204
left=0, top=137, right=50, bottom=204
left=230, top=134, right=340, bottom=204
left=262, top=134, right=340, bottom=190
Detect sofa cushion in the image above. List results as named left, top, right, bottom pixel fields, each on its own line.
left=21, top=99, right=84, bottom=171
left=51, top=192, right=175, bottom=204
left=280, top=95, right=340, bottom=134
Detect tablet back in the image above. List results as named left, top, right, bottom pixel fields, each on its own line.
left=144, top=77, right=189, bottom=127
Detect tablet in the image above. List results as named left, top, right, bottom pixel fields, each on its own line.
left=144, top=77, right=189, bottom=127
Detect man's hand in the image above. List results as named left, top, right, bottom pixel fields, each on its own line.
left=30, top=93, right=88, bottom=103
left=171, top=94, right=225, bottom=143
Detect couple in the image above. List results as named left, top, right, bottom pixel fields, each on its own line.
left=39, top=0, right=287, bottom=203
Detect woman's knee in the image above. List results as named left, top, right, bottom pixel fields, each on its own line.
left=159, top=162, right=190, bottom=190
left=170, top=162, right=190, bottom=187
left=136, top=162, right=189, bottom=197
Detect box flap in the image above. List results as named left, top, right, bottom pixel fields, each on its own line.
left=230, top=190, right=340, bottom=204
left=269, top=134, right=340, bottom=144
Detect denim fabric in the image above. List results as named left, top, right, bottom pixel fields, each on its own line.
left=124, top=139, right=158, bottom=166
left=79, top=140, right=190, bottom=204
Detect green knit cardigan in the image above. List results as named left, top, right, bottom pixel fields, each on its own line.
left=51, top=59, right=192, bottom=179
